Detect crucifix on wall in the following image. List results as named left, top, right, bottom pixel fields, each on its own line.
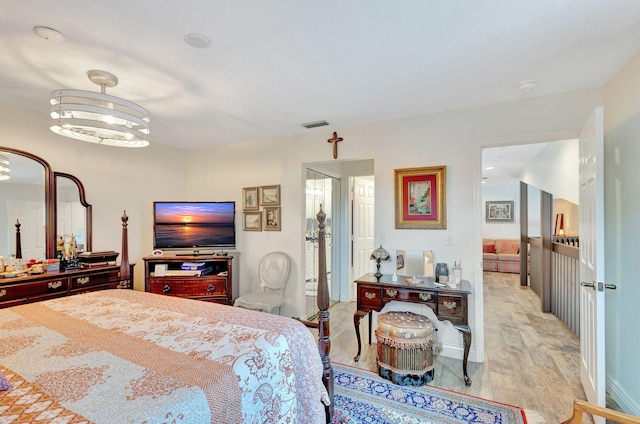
left=327, top=132, right=343, bottom=159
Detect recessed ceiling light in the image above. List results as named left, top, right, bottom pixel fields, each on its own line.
left=33, top=26, right=65, bottom=43
left=485, top=166, right=494, bottom=170
left=184, top=33, right=211, bottom=48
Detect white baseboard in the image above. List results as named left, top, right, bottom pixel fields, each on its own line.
left=440, top=343, right=478, bottom=363
left=607, top=375, right=640, bottom=415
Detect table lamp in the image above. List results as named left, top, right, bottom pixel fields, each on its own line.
left=370, top=244, right=391, bottom=278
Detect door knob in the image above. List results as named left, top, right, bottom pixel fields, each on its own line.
left=604, top=283, right=617, bottom=290
left=581, top=281, right=595, bottom=289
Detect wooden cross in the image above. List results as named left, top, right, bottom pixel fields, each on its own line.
left=327, top=132, right=343, bottom=159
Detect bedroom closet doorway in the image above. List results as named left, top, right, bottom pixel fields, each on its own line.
left=304, top=168, right=340, bottom=319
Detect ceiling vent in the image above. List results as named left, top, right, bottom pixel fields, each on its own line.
left=302, top=120, right=329, bottom=129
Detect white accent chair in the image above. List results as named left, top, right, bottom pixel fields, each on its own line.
left=234, top=251, right=291, bottom=314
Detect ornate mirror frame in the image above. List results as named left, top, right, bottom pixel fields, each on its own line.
left=0, top=146, right=92, bottom=259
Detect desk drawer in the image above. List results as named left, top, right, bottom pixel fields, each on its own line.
left=382, top=288, right=436, bottom=305
left=438, top=294, right=466, bottom=323
left=357, top=285, right=383, bottom=309
left=149, top=278, right=227, bottom=297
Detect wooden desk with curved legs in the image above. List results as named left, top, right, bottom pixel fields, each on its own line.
left=353, top=274, right=473, bottom=386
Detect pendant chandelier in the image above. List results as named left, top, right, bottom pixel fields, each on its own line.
left=50, top=70, right=150, bottom=148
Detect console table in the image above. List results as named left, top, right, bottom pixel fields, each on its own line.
left=354, top=273, right=473, bottom=385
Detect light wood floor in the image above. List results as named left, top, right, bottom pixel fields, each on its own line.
left=319, top=271, right=589, bottom=424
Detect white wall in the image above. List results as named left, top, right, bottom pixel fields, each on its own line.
left=519, top=139, right=579, bottom=205
left=603, top=50, right=640, bottom=414
left=481, top=184, right=520, bottom=239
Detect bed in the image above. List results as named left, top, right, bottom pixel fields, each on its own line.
left=0, top=209, right=334, bottom=423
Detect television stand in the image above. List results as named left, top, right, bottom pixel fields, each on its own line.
left=143, top=254, right=238, bottom=305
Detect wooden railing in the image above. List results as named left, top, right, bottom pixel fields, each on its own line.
left=528, top=237, right=580, bottom=337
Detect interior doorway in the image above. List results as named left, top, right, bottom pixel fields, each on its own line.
left=302, top=159, right=374, bottom=319
left=304, top=168, right=340, bottom=319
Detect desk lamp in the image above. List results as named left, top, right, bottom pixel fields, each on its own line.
left=370, top=245, right=391, bottom=278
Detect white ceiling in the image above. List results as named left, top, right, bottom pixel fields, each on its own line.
left=482, top=143, right=550, bottom=187
left=1, top=1, right=640, bottom=151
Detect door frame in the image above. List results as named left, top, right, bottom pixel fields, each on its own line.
left=302, top=159, right=375, bottom=306
left=476, top=129, right=579, bottom=365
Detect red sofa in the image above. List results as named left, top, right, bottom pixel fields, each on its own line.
left=483, top=239, right=522, bottom=273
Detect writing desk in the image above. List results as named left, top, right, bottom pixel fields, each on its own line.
left=354, top=273, right=472, bottom=385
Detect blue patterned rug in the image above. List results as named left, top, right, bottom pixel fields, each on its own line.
left=332, top=363, right=527, bottom=423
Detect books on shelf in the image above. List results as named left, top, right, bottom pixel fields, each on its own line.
left=164, top=267, right=213, bottom=277
left=181, top=262, right=206, bottom=270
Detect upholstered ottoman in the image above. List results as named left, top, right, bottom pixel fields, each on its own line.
left=375, top=311, right=438, bottom=386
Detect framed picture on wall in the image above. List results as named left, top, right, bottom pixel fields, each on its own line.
left=242, top=187, right=259, bottom=210
left=263, top=206, right=281, bottom=231
left=485, top=200, right=515, bottom=223
left=261, top=185, right=281, bottom=206
left=394, top=166, right=447, bottom=229
left=243, top=211, right=262, bottom=231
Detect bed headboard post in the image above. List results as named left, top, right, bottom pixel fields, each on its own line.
left=15, top=219, right=22, bottom=259
left=118, top=211, right=131, bottom=289
left=316, top=204, right=334, bottom=422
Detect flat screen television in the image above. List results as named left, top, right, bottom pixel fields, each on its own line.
left=153, top=201, right=236, bottom=251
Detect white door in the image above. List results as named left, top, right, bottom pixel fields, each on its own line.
left=9, top=200, right=45, bottom=260
left=350, top=176, right=375, bottom=300
left=578, top=107, right=607, bottom=419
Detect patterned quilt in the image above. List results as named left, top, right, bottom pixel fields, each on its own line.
left=0, top=290, right=328, bottom=423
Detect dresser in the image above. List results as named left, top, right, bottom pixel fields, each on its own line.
left=143, top=254, right=238, bottom=305
left=354, top=273, right=472, bottom=385
left=0, top=264, right=135, bottom=309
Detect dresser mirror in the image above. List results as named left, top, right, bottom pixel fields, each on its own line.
left=396, top=249, right=434, bottom=277
left=55, top=172, right=92, bottom=253
left=0, top=147, right=91, bottom=260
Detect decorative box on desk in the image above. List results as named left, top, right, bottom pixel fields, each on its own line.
left=143, top=254, right=238, bottom=305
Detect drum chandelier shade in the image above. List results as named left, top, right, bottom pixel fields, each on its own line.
left=0, top=154, right=10, bottom=181
left=50, top=70, right=150, bottom=148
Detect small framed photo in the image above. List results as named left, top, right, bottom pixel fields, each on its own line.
left=264, top=206, right=281, bottom=231
left=485, top=200, right=515, bottom=223
left=243, top=211, right=262, bottom=231
left=261, top=185, right=281, bottom=206
left=242, top=187, right=259, bottom=210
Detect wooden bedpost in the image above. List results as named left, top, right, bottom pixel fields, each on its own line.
left=15, top=219, right=22, bottom=259
left=316, top=204, right=334, bottom=422
left=118, top=211, right=131, bottom=289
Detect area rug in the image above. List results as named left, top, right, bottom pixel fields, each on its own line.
left=332, top=363, right=528, bottom=423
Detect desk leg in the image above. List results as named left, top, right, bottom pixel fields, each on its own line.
left=353, top=310, right=368, bottom=361
left=368, top=311, right=372, bottom=345
left=454, top=324, right=472, bottom=386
